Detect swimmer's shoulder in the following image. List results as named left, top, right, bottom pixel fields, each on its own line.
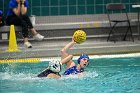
left=47, top=73, right=61, bottom=78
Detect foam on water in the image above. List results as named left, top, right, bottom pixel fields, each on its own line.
left=0, top=71, right=98, bottom=81
left=0, top=72, right=39, bottom=81
left=60, top=71, right=98, bottom=80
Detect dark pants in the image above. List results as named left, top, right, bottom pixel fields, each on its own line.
left=6, top=15, right=33, bottom=38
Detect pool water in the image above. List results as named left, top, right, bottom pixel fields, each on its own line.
left=0, top=56, right=140, bottom=93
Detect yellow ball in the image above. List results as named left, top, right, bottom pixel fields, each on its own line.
left=73, top=30, right=86, bottom=44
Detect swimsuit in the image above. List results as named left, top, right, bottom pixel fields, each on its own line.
left=37, top=69, right=61, bottom=77
left=63, top=66, right=80, bottom=75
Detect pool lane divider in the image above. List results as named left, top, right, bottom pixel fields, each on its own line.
left=0, top=53, right=140, bottom=64
left=0, top=58, right=42, bottom=64
left=0, top=58, right=61, bottom=64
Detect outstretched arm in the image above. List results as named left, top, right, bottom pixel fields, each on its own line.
left=60, top=38, right=76, bottom=67
left=61, top=38, right=76, bottom=58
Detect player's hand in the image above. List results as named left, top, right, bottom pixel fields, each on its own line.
left=72, top=37, right=76, bottom=43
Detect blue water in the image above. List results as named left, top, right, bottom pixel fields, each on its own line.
left=0, top=57, right=140, bottom=93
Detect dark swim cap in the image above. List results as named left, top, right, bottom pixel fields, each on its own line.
left=77, top=54, right=90, bottom=64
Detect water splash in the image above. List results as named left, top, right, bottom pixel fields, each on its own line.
left=60, top=71, right=98, bottom=80
left=0, top=72, right=39, bottom=81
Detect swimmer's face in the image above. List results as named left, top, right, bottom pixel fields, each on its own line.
left=80, top=58, right=89, bottom=68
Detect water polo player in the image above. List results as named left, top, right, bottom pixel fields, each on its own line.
left=60, top=37, right=90, bottom=75
left=37, top=60, right=61, bottom=78
left=38, top=31, right=89, bottom=78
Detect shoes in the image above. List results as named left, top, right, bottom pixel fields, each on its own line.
left=24, top=34, right=44, bottom=48
left=24, top=42, right=32, bottom=48
left=33, top=33, right=44, bottom=41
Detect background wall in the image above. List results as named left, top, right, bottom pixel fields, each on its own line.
left=0, top=0, right=139, bottom=16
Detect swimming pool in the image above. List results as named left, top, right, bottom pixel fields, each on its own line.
left=0, top=54, right=140, bottom=93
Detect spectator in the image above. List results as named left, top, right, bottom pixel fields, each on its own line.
left=6, top=0, right=44, bottom=48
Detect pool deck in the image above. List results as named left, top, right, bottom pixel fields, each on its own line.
left=0, top=14, right=140, bottom=60
left=0, top=36, right=140, bottom=60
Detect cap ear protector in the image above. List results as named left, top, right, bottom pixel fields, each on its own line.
left=77, top=54, right=90, bottom=64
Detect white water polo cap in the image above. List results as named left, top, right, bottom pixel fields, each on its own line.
left=48, top=60, right=61, bottom=72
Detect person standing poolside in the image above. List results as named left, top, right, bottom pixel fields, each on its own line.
left=37, top=37, right=90, bottom=78
left=6, top=0, right=44, bottom=48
